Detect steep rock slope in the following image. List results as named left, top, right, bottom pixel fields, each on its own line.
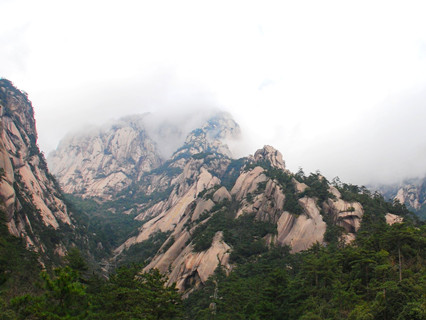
left=0, top=79, right=78, bottom=261
left=54, top=107, right=408, bottom=292
left=115, top=145, right=387, bottom=292
left=375, top=178, right=426, bottom=220
left=48, top=112, right=240, bottom=201
left=48, top=115, right=163, bottom=199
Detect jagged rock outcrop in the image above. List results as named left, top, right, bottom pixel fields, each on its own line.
left=385, top=213, right=403, bottom=225
left=48, top=112, right=240, bottom=201
left=146, top=231, right=231, bottom=291
left=323, top=186, right=364, bottom=243
left=276, top=197, right=327, bottom=251
left=394, top=182, right=425, bottom=210
left=374, top=178, right=426, bottom=220
left=116, top=145, right=344, bottom=289
left=48, top=115, right=164, bottom=199
left=112, top=131, right=236, bottom=288
left=49, top=103, right=410, bottom=292
left=251, top=145, right=286, bottom=171
left=171, top=112, right=240, bottom=160
left=0, top=79, right=76, bottom=258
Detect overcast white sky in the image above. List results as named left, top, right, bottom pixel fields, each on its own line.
left=2, top=0, right=426, bottom=185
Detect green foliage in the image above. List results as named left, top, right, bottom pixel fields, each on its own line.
left=1, top=249, right=183, bottom=319
left=64, top=194, right=145, bottom=260
left=190, top=199, right=276, bottom=263
left=0, top=210, right=41, bottom=298
left=118, top=231, right=172, bottom=266
left=149, top=162, right=183, bottom=177
left=299, top=171, right=335, bottom=203
left=264, top=166, right=304, bottom=215
left=192, top=152, right=213, bottom=159
left=221, top=158, right=246, bottom=190
left=91, top=266, right=182, bottom=319
left=185, top=222, right=426, bottom=320
left=197, top=185, right=220, bottom=200
left=8, top=266, right=88, bottom=319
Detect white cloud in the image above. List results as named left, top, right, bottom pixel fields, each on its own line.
left=2, top=0, right=426, bottom=185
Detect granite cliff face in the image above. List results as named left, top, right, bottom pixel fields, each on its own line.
left=0, top=80, right=411, bottom=297
left=376, top=178, right=426, bottom=220
left=394, top=181, right=426, bottom=211
left=113, top=145, right=378, bottom=291
left=0, top=79, right=78, bottom=260
left=48, top=112, right=240, bottom=200
left=48, top=115, right=163, bottom=199
left=49, top=105, right=406, bottom=292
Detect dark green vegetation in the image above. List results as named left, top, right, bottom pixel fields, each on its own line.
left=118, top=231, right=172, bottom=266
left=0, top=210, right=41, bottom=303
left=1, top=77, right=425, bottom=320
left=190, top=199, right=276, bottom=263
left=185, top=218, right=426, bottom=320
left=64, top=194, right=145, bottom=261
left=0, top=247, right=182, bottom=319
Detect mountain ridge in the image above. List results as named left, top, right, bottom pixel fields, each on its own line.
left=0, top=79, right=85, bottom=264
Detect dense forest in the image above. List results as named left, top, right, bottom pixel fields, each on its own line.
left=0, top=181, right=425, bottom=319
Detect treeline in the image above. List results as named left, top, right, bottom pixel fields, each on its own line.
left=185, top=221, right=425, bottom=319
left=183, top=181, right=425, bottom=319
left=0, top=247, right=182, bottom=319
left=1, top=176, right=425, bottom=319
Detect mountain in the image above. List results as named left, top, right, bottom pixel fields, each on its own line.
left=48, top=112, right=240, bottom=200
left=50, top=108, right=415, bottom=293
left=48, top=114, right=164, bottom=199
left=115, top=144, right=410, bottom=291
left=1, top=81, right=423, bottom=319
left=0, top=79, right=85, bottom=264
left=374, top=177, right=426, bottom=220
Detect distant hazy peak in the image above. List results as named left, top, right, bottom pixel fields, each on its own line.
left=174, top=112, right=241, bottom=159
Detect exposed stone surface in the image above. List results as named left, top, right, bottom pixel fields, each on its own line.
left=119, top=144, right=371, bottom=290
left=231, top=166, right=267, bottom=201
left=0, top=79, right=74, bottom=254
left=276, top=197, right=327, bottom=252
left=171, top=112, right=240, bottom=160
left=212, top=186, right=231, bottom=202
left=235, top=178, right=285, bottom=222
left=49, top=112, right=240, bottom=201
left=385, top=213, right=403, bottom=225
left=252, top=145, right=286, bottom=170
left=48, top=115, right=163, bottom=199
left=323, top=186, right=364, bottom=243
left=374, top=178, right=426, bottom=217
left=395, top=184, right=423, bottom=210
left=146, top=231, right=231, bottom=291
left=293, top=178, right=308, bottom=193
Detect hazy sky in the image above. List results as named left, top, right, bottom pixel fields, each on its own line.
left=2, top=0, right=426, bottom=185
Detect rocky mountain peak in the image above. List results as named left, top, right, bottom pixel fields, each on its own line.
left=48, top=114, right=163, bottom=199
left=173, top=112, right=240, bottom=159
left=394, top=183, right=424, bottom=210
left=252, top=145, right=286, bottom=170
left=374, top=177, right=426, bottom=220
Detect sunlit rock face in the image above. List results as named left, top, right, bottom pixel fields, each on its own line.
left=48, top=114, right=163, bottom=199
left=48, top=112, right=240, bottom=200
left=322, top=186, right=364, bottom=244
left=117, top=145, right=333, bottom=290
left=385, top=213, right=403, bottom=225
left=0, top=79, right=74, bottom=255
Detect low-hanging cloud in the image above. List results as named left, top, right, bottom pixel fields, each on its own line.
left=3, top=0, right=426, bottom=188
